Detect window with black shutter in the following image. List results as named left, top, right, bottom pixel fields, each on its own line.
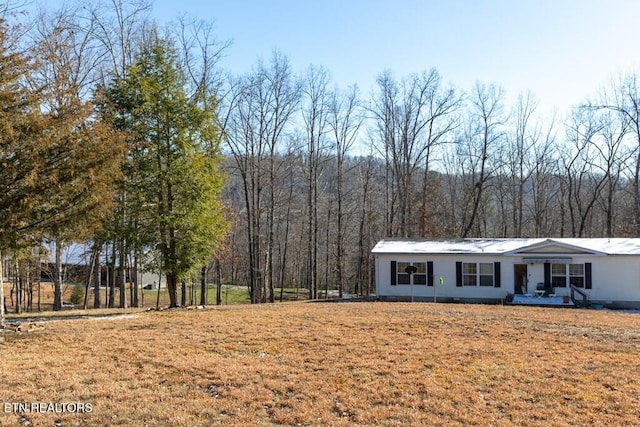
left=456, top=262, right=463, bottom=287
left=391, top=261, right=397, bottom=286
left=391, top=261, right=430, bottom=286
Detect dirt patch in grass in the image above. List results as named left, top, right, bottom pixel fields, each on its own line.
left=1, top=302, right=640, bottom=426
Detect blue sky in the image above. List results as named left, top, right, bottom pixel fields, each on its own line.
left=151, top=0, right=640, bottom=116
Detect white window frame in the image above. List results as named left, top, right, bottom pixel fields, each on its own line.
left=462, top=262, right=494, bottom=287
left=396, top=261, right=427, bottom=286
left=551, top=263, right=585, bottom=288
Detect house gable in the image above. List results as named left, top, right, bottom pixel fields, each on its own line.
left=516, top=244, right=592, bottom=254
left=506, top=239, right=606, bottom=257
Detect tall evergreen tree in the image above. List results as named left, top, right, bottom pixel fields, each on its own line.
left=0, top=15, right=124, bottom=321
left=100, top=31, right=228, bottom=308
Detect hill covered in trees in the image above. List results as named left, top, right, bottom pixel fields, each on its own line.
left=219, top=58, right=640, bottom=301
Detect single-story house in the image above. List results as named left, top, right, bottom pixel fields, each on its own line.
left=372, top=238, right=640, bottom=309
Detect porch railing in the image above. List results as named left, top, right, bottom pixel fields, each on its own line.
left=570, top=285, right=589, bottom=308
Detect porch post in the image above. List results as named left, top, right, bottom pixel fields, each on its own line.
left=544, top=262, right=551, bottom=291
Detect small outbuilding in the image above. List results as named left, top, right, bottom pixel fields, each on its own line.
left=372, top=238, right=640, bottom=309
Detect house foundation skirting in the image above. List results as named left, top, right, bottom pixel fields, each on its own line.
left=588, top=299, right=640, bottom=310
left=376, top=295, right=640, bottom=310
left=377, top=296, right=502, bottom=305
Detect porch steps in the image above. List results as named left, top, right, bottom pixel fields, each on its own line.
left=509, top=294, right=576, bottom=307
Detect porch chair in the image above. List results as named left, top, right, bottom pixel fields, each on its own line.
left=535, top=282, right=549, bottom=297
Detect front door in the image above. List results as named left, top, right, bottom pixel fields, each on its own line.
left=514, top=264, right=528, bottom=294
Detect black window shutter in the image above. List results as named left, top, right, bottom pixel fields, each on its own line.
left=544, top=262, right=551, bottom=289
left=391, top=261, right=397, bottom=286
left=427, top=261, right=434, bottom=286
left=585, top=262, right=592, bottom=289
left=494, top=262, right=501, bottom=288
left=456, top=261, right=462, bottom=287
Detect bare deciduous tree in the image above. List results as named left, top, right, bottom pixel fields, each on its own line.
left=371, top=69, right=461, bottom=238
left=460, top=83, right=505, bottom=238
left=302, top=64, right=330, bottom=299
left=328, top=84, right=362, bottom=297
left=224, top=51, right=300, bottom=303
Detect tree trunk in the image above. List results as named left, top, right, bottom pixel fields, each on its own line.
left=216, top=259, right=222, bottom=306
left=93, top=244, right=101, bottom=309
left=336, top=157, right=344, bottom=298
left=53, top=240, right=63, bottom=311
left=155, top=273, right=162, bottom=309
left=108, top=244, right=116, bottom=308
left=14, top=261, right=21, bottom=314
left=83, top=249, right=97, bottom=310
left=0, top=250, right=4, bottom=327
left=279, top=170, right=293, bottom=302
left=266, top=156, right=275, bottom=304
left=167, top=273, right=178, bottom=308
left=200, top=265, right=207, bottom=306
left=307, top=147, right=318, bottom=300
left=26, top=263, right=33, bottom=313
left=37, top=259, right=41, bottom=312
left=324, top=198, right=332, bottom=298
left=118, top=241, right=127, bottom=309
left=462, top=161, right=488, bottom=238
left=131, top=252, right=139, bottom=308
left=181, top=280, right=186, bottom=306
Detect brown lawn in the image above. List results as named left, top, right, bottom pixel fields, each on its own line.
left=1, top=302, right=640, bottom=426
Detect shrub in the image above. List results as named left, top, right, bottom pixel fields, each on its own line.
left=69, top=284, right=85, bottom=305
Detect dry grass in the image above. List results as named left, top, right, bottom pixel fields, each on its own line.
left=1, top=302, right=640, bottom=426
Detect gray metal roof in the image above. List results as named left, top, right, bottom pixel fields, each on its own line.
left=371, top=238, right=640, bottom=255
